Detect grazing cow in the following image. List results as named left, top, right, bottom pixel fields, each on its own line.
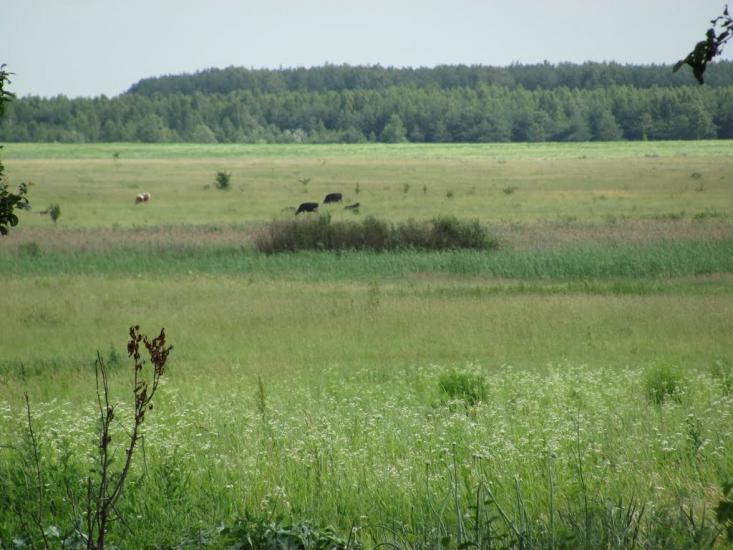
left=323, top=192, right=343, bottom=204
left=295, top=202, right=319, bottom=215
left=135, top=192, right=151, bottom=204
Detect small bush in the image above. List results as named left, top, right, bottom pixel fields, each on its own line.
left=429, top=216, right=490, bottom=250
left=438, top=370, right=487, bottom=406
left=48, top=204, right=61, bottom=224
left=254, top=215, right=498, bottom=253
left=643, top=361, right=683, bottom=404
left=503, top=185, right=518, bottom=195
left=215, top=171, right=231, bottom=190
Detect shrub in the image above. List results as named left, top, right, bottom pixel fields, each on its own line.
left=214, top=171, right=231, bottom=190
left=438, top=370, right=487, bottom=406
left=254, top=215, right=498, bottom=253
left=643, top=361, right=683, bottom=404
left=48, top=203, right=61, bottom=224
left=430, top=216, right=491, bottom=250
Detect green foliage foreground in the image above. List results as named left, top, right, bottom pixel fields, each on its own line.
left=2, top=359, right=732, bottom=547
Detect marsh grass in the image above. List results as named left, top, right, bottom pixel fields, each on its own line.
left=2, top=237, right=731, bottom=282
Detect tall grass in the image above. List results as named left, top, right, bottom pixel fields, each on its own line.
left=3, top=275, right=731, bottom=394
left=3, top=238, right=732, bottom=281
left=2, top=362, right=732, bottom=547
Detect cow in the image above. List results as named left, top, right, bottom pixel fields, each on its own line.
left=295, top=202, right=319, bottom=215
left=323, top=192, right=343, bottom=204
left=344, top=202, right=360, bottom=210
left=135, top=192, right=151, bottom=204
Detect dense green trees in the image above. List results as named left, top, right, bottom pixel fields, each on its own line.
left=128, top=61, right=733, bottom=95
left=3, top=63, right=733, bottom=144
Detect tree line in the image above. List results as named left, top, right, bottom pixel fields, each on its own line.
left=127, top=62, right=733, bottom=95
left=2, top=63, right=733, bottom=144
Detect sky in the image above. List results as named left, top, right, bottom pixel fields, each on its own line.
left=3, top=0, right=732, bottom=98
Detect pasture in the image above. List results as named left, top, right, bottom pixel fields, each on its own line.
left=1, top=141, right=733, bottom=548
left=2, top=141, right=732, bottom=227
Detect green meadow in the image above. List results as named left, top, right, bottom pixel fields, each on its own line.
left=1, top=142, right=733, bottom=548
left=2, top=141, right=732, bottom=227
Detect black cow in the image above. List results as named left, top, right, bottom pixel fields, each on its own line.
left=344, top=202, right=360, bottom=210
left=295, top=202, right=319, bottom=215
left=323, top=192, right=343, bottom=204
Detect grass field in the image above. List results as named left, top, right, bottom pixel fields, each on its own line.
left=2, top=141, right=732, bottom=227
left=1, top=142, right=733, bottom=548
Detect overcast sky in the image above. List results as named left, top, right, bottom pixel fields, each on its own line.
left=3, top=0, right=732, bottom=98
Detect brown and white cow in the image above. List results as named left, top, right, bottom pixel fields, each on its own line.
left=135, top=192, right=151, bottom=204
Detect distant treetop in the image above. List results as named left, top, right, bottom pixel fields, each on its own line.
left=126, top=61, right=733, bottom=96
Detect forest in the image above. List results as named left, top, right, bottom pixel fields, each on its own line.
left=2, top=62, right=733, bottom=143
